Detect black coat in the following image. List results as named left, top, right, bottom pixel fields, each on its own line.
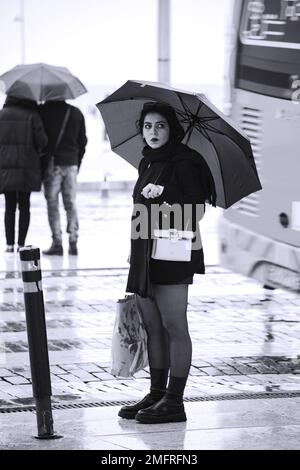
left=126, top=144, right=213, bottom=297
left=39, top=102, right=87, bottom=168
left=0, top=103, right=48, bottom=193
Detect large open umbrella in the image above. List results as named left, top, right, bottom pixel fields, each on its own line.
left=0, top=63, right=87, bottom=102
left=96, top=80, right=262, bottom=209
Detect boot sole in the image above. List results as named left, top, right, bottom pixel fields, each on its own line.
left=118, top=409, right=138, bottom=420
left=135, top=411, right=187, bottom=424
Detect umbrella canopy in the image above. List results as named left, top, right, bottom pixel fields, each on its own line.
left=0, top=63, right=87, bottom=102
left=96, top=80, right=262, bottom=209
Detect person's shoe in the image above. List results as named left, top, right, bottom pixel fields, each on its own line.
left=42, top=243, right=63, bottom=256
left=17, top=245, right=24, bottom=252
left=118, top=393, right=164, bottom=420
left=68, top=242, right=78, bottom=255
left=5, top=245, right=14, bottom=253
left=135, top=396, right=187, bottom=424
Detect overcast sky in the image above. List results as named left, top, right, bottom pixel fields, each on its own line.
left=0, top=0, right=232, bottom=94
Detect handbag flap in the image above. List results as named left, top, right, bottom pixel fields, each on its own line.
left=153, top=229, right=194, bottom=240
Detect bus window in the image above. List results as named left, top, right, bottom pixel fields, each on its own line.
left=241, top=0, right=300, bottom=48
left=236, top=0, right=300, bottom=99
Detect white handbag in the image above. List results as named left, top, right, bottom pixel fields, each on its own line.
left=151, top=228, right=194, bottom=262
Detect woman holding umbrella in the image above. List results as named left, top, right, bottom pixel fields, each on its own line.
left=119, top=102, right=216, bottom=424
left=0, top=96, right=48, bottom=252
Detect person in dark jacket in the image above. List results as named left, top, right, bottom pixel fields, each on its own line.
left=39, top=100, right=87, bottom=256
left=0, top=96, right=48, bottom=252
left=119, top=102, right=216, bottom=424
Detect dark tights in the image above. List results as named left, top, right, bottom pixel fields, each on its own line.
left=137, top=284, right=192, bottom=377
left=4, top=191, right=31, bottom=246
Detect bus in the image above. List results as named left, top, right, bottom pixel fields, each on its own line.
left=219, top=0, right=300, bottom=292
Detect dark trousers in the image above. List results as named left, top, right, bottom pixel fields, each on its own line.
left=4, top=191, right=31, bottom=246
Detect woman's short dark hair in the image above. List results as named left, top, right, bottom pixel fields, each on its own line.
left=137, top=102, right=185, bottom=144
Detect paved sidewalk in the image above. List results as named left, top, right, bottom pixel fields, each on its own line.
left=1, top=190, right=300, bottom=449
left=1, top=265, right=300, bottom=449
left=1, top=265, right=300, bottom=407
left=2, top=397, right=300, bottom=451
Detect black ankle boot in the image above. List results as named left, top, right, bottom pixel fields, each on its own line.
left=118, top=392, right=164, bottom=419
left=165, top=376, right=188, bottom=404
left=68, top=241, right=78, bottom=255
left=118, top=368, right=168, bottom=419
left=149, top=367, right=169, bottom=394
left=135, top=395, right=186, bottom=424
left=135, top=376, right=188, bottom=424
left=42, top=243, right=63, bottom=256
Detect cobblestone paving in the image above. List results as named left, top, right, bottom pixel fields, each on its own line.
left=1, top=266, right=300, bottom=409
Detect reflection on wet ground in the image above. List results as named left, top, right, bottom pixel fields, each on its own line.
left=1, top=266, right=300, bottom=409
left=1, top=192, right=300, bottom=449
left=2, top=398, right=300, bottom=450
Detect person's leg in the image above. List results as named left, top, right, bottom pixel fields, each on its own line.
left=154, top=284, right=191, bottom=379
left=137, top=295, right=170, bottom=370
left=118, top=294, right=169, bottom=419
left=136, top=284, right=190, bottom=423
left=4, top=192, right=17, bottom=250
left=17, top=192, right=31, bottom=247
left=43, top=167, right=63, bottom=254
left=61, top=166, right=79, bottom=254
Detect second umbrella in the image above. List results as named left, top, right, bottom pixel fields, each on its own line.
left=0, top=63, right=87, bottom=102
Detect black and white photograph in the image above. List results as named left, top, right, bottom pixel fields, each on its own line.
left=0, top=0, right=300, bottom=457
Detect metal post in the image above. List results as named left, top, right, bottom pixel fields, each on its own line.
left=158, top=0, right=170, bottom=84
left=19, top=246, right=61, bottom=439
left=101, top=174, right=109, bottom=198
left=19, top=0, right=25, bottom=64
left=14, top=0, right=26, bottom=63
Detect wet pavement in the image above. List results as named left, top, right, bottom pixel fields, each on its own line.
left=1, top=190, right=300, bottom=450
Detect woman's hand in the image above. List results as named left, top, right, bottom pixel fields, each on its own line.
left=141, top=183, right=164, bottom=199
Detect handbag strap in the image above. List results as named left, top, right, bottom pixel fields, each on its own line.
left=154, top=218, right=191, bottom=231
left=53, top=107, right=71, bottom=152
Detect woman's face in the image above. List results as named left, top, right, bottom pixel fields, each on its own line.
left=142, top=112, right=170, bottom=149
